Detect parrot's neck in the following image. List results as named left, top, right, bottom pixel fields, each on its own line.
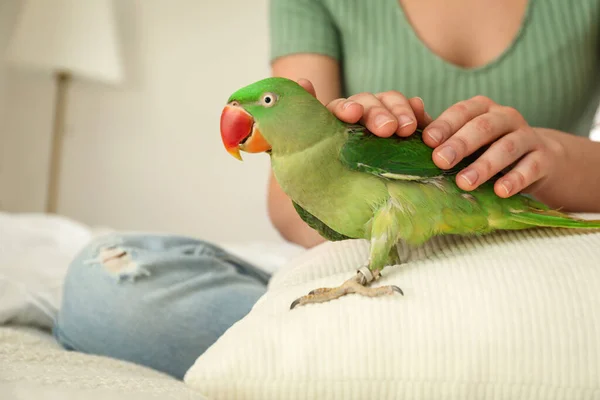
left=270, top=132, right=346, bottom=185
left=266, top=113, right=350, bottom=197
left=263, top=109, right=347, bottom=156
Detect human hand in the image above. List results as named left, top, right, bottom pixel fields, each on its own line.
left=297, top=78, right=433, bottom=137
left=421, top=96, right=567, bottom=198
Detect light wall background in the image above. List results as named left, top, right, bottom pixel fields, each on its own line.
left=0, top=0, right=284, bottom=243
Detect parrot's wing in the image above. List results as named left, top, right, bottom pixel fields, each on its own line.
left=339, top=125, right=479, bottom=181
left=292, top=201, right=352, bottom=241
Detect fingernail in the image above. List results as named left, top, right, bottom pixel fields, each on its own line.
left=375, top=114, right=394, bottom=129
left=343, top=101, right=355, bottom=110
left=501, top=180, right=512, bottom=195
left=437, top=146, right=456, bottom=165
left=427, top=129, right=442, bottom=144
left=460, top=169, right=479, bottom=186
left=398, top=115, right=414, bottom=129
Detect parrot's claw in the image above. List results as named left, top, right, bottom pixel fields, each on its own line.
left=391, top=285, right=404, bottom=295
left=289, top=298, right=303, bottom=310
left=290, top=270, right=403, bottom=310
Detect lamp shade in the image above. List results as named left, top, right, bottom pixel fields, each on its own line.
left=4, top=0, right=123, bottom=85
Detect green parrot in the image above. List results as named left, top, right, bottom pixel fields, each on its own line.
left=219, top=77, right=600, bottom=309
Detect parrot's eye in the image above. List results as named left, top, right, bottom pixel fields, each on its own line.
left=260, top=92, right=277, bottom=107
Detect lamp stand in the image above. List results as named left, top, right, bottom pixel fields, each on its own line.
left=45, top=71, right=70, bottom=214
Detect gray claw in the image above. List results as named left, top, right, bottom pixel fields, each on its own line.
left=290, top=298, right=301, bottom=310
left=392, top=286, right=404, bottom=295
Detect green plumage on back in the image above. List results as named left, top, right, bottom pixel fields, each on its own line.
left=221, top=77, right=600, bottom=309
left=340, top=125, right=487, bottom=180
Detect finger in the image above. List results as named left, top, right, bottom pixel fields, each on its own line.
left=376, top=91, right=417, bottom=137
left=433, top=111, right=518, bottom=169
left=422, top=95, right=493, bottom=147
left=327, top=98, right=364, bottom=124
left=408, top=97, right=434, bottom=128
left=297, top=78, right=316, bottom=98
left=454, top=129, right=538, bottom=191
left=494, top=150, right=547, bottom=198
left=348, top=92, right=398, bottom=137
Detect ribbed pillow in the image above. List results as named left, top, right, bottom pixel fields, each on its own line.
left=185, top=217, right=600, bottom=400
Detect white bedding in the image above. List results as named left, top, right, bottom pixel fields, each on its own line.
left=0, top=325, right=207, bottom=400
left=0, top=212, right=113, bottom=329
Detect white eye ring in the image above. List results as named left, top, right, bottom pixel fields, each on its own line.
left=260, top=92, right=277, bottom=107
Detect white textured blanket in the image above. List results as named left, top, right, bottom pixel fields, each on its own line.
left=0, top=326, right=206, bottom=400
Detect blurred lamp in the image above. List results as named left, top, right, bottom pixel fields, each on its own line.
left=4, top=0, right=123, bottom=213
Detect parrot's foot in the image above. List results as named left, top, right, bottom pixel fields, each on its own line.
left=290, top=267, right=403, bottom=310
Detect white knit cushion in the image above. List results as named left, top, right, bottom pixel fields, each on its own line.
left=185, top=216, right=600, bottom=400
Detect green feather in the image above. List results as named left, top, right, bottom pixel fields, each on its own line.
left=339, top=124, right=485, bottom=180
left=292, top=201, right=352, bottom=241
left=509, top=208, right=600, bottom=229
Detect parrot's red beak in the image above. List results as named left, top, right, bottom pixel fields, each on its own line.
left=220, top=104, right=271, bottom=161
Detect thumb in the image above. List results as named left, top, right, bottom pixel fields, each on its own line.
left=297, top=78, right=317, bottom=98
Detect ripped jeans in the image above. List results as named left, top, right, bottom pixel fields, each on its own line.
left=52, top=233, right=270, bottom=380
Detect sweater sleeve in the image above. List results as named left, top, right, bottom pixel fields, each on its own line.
left=268, top=0, right=341, bottom=63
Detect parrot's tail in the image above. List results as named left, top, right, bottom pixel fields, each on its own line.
left=510, top=208, right=600, bottom=229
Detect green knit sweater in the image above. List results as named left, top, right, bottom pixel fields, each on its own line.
left=269, top=0, right=600, bottom=137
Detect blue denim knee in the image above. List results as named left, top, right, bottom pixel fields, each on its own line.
left=53, top=232, right=270, bottom=379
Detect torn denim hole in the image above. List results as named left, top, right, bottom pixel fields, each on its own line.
left=84, top=246, right=150, bottom=282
